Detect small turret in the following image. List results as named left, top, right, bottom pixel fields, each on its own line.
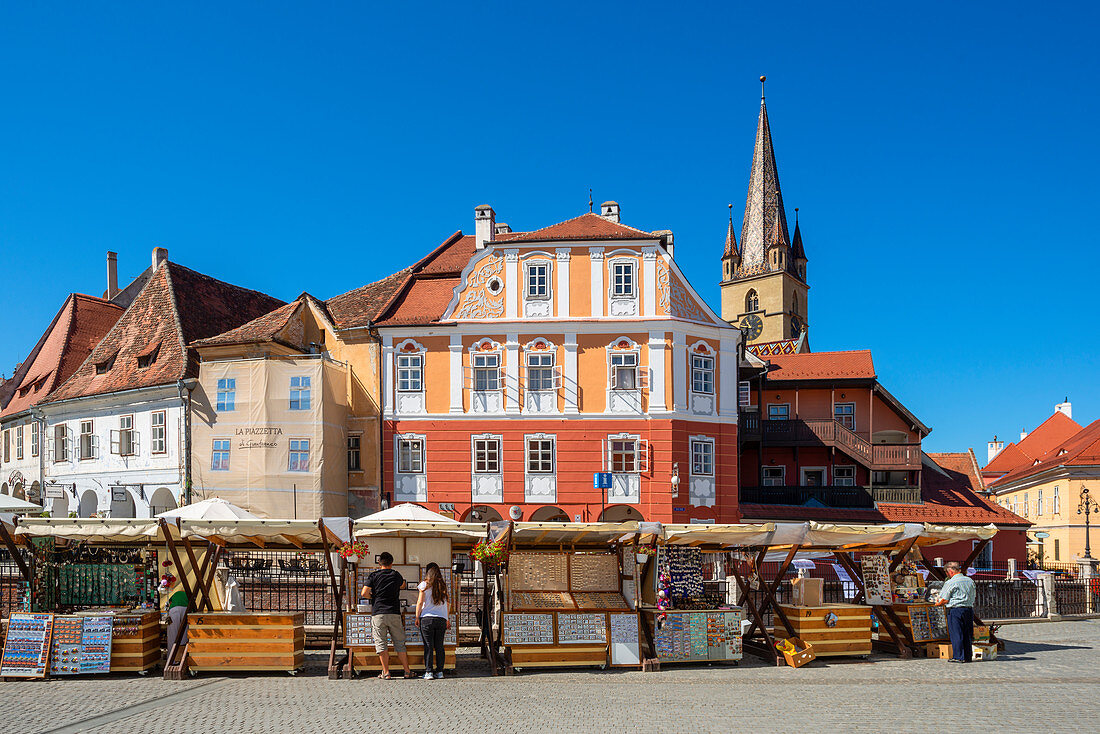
left=791, top=207, right=807, bottom=281
left=721, top=203, right=739, bottom=281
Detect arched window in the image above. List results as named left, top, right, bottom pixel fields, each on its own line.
left=745, top=289, right=759, bottom=312
left=792, top=293, right=799, bottom=316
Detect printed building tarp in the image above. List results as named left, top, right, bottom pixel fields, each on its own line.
left=191, top=356, right=349, bottom=519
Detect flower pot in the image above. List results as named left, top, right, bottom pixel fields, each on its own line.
left=636, top=553, right=649, bottom=564
left=344, top=555, right=359, bottom=565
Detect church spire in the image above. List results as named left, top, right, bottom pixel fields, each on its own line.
left=739, top=76, right=790, bottom=270
left=723, top=203, right=739, bottom=261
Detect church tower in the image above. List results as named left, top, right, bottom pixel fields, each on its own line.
left=720, top=78, right=809, bottom=345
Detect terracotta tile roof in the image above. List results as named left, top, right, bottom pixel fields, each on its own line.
left=326, top=268, right=413, bottom=330
left=765, top=350, right=876, bottom=381
left=504, top=213, right=657, bottom=243
left=0, top=294, right=123, bottom=419
left=373, top=278, right=461, bottom=327
left=982, top=411, right=1083, bottom=477
left=192, top=299, right=301, bottom=348
left=992, top=419, right=1100, bottom=487
left=46, top=262, right=283, bottom=403
left=926, top=450, right=985, bottom=491
left=417, top=234, right=478, bottom=275
left=981, top=442, right=1030, bottom=475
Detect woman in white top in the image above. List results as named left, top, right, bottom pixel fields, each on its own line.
left=415, top=562, right=450, bottom=679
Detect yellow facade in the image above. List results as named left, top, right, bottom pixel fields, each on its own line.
left=720, top=270, right=808, bottom=344
left=993, top=476, right=1098, bottom=564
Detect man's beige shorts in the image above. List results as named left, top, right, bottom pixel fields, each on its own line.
left=370, top=613, right=406, bottom=653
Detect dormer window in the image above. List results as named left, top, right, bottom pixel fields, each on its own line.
left=137, top=344, right=160, bottom=369
left=95, top=354, right=117, bottom=375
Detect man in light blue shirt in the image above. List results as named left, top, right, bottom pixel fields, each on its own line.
left=936, top=561, right=976, bottom=662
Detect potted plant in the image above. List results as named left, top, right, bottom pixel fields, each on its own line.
left=337, top=540, right=370, bottom=566
left=635, top=546, right=657, bottom=565
left=471, top=538, right=509, bottom=572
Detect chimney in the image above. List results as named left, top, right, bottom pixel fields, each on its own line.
left=1020, top=429, right=1028, bottom=441
left=987, top=436, right=1004, bottom=464
left=600, top=201, right=620, bottom=223
left=106, top=252, right=119, bottom=299
left=474, top=205, right=495, bottom=250
left=654, top=229, right=674, bottom=258
left=1055, top=398, right=1072, bottom=419
left=494, top=222, right=512, bottom=236
left=152, top=246, right=169, bottom=269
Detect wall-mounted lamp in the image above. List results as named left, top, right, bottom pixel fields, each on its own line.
left=670, top=462, right=680, bottom=497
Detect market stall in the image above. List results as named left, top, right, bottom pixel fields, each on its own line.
left=5, top=518, right=172, bottom=678
left=340, top=518, right=483, bottom=677
left=492, top=522, right=640, bottom=673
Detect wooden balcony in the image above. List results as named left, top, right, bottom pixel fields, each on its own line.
left=739, top=484, right=922, bottom=508
left=739, top=417, right=922, bottom=471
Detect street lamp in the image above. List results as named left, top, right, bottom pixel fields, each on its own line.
left=1078, top=486, right=1100, bottom=559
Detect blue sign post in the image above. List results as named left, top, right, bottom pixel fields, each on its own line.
left=593, top=472, right=612, bottom=489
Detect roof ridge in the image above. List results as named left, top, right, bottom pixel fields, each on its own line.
left=161, top=262, right=189, bottom=381
left=166, top=260, right=281, bottom=304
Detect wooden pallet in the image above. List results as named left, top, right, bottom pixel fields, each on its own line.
left=186, top=613, right=305, bottom=672
left=349, top=647, right=456, bottom=673
left=773, top=604, right=872, bottom=658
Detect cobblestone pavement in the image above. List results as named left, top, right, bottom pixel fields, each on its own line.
left=3, top=620, right=1098, bottom=734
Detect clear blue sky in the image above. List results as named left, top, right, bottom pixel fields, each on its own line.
left=2, top=2, right=1098, bottom=454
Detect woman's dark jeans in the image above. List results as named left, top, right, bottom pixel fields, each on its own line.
left=420, top=616, right=447, bottom=673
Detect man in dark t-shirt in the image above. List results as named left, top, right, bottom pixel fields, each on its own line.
left=361, top=551, right=412, bottom=678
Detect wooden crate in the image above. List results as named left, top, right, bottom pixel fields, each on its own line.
left=186, top=613, right=304, bottom=672
left=110, top=613, right=161, bottom=673
left=506, top=644, right=607, bottom=669
left=773, top=604, right=872, bottom=657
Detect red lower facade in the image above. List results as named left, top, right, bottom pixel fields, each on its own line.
left=383, top=418, right=739, bottom=523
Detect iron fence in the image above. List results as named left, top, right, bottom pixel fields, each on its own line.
left=223, top=551, right=337, bottom=626
left=1053, top=580, right=1091, bottom=615
left=0, top=549, right=27, bottom=619
left=975, top=579, right=1045, bottom=619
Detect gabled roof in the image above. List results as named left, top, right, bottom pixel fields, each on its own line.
left=927, top=450, right=985, bottom=492
left=765, top=350, right=875, bottom=381
left=982, top=411, right=1082, bottom=476
left=326, top=268, right=414, bottom=330
left=192, top=294, right=323, bottom=350
left=981, top=441, right=1031, bottom=476
left=992, top=419, right=1100, bottom=487
left=1, top=294, right=124, bottom=419
left=46, top=261, right=284, bottom=403
left=503, top=213, right=656, bottom=243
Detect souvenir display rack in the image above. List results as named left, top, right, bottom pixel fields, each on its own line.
left=890, top=603, right=948, bottom=644
left=109, top=611, right=161, bottom=673
left=501, top=550, right=634, bottom=671
left=343, top=611, right=458, bottom=673
left=186, top=612, right=305, bottom=673
left=645, top=609, right=743, bottom=663
left=772, top=604, right=872, bottom=658
left=0, top=613, right=54, bottom=678
left=48, top=614, right=113, bottom=675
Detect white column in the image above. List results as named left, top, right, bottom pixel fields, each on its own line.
left=505, top=249, right=520, bottom=319
left=719, top=336, right=738, bottom=419
left=648, top=330, right=667, bottom=412
left=449, top=335, right=464, bottom=414
left=672, top=330, right=687, bottom=413
left=642, top=247, right=658, bottom=317
left=589, top=247, right=605, bottom=318
left=563, top=333, right=579, bottom=414
left=555, top=248, right=571, bottom=318
left=382, top=336, right=394, bottom=417
left=505, top=333, right=520, bottom=414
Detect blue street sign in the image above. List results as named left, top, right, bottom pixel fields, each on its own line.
left=593, top=472, right=612, bottom=489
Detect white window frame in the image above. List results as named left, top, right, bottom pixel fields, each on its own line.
left=30, top=421, right=39, bottom=458
left=524, top=350, right=559, bottom=393
left=472, top=352, right=501, bottom=392
left=762, top=466, right=785, bottom=486
left=396, top=353, right=424, bottom=393
left=1023, top=492, right=1029, bottom=518
left=1037, top=488, right=1043, bottom=516
left=151, top=410, right=167, bottom=455
left=473, top=436, right=501, bottom=474
left=607, top=433, right=647, bottom=475
left=833, top=465, right=856, bottom=487
left=289, top=438, right=311, bottom=472
left=691, top=354, right=715, bottom=395
left=525, top=260, right=552, bottom=301
left=216, top=378, right=236, bottom=412
left=211, top=439, right=231, bottom=471
left=767, top=403, right=790, bottom=420
left=112, top=415, right=136, bottom=457
left=52, top=424, right=69, bottom=463
left=800, top=467, right=827, bottom=487
left=690, top=437, right=715, bottom=477
left=79, top=420, right=95, bottom=461
left=3, top=429, right=8, bottom=463
left=15, top=426, right=23, bottom=461
left=1053, top=486, right=1060, bottom=515
left=834, top=402, right=856, bottom=430
left=610, top=259, right=636, bottom=298
left=610, top=351, right=639, bottom=391
left=290, top=375, right=311, bottom=411
left=526, top=435, right=555, bottom=474
left=397, top=436, right=425, bottom=475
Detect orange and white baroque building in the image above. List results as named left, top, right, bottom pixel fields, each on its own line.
left=370, top=203, right=742, bottom=524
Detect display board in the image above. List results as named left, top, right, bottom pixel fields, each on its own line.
left=927, top=605, right=948, bottom=640
left=509, top=553, right=569, bottom=592
left=356, top=565, right=428, bottom=614
left=860, top=555, right=893, bottom=605
left=652, top=610, right=742, bottom=662
left=344, top=613, right=457, bottom=648
left=510, top=591, right=575, bottom=610
left=571, top=592, right=630, bottom=610
left=502, top=613, right=555, bottom=645
left=609, top=613, right=641, bottom=666
left=656, top=547, right=704, bottom=603
left=569, top=554, right=619, bottom=592
left=48, top=615, right=113, bottom=675
left=908, top=605, right=933, bottom=642
left=557, top=613, right=607, bottom=644
left=1, top=613, right=54, bottom=678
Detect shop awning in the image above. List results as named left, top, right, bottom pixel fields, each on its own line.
left=16, top=517, right=165, bottom=542
left=658, top=523, right=779, bottom=548
left=177, top=518, right=343, bottom=548
left=916, top=523, right=998, bottom=545
left=353, top=520, right=485, bottom=542
left=508, top=521, right=640, bottom=546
